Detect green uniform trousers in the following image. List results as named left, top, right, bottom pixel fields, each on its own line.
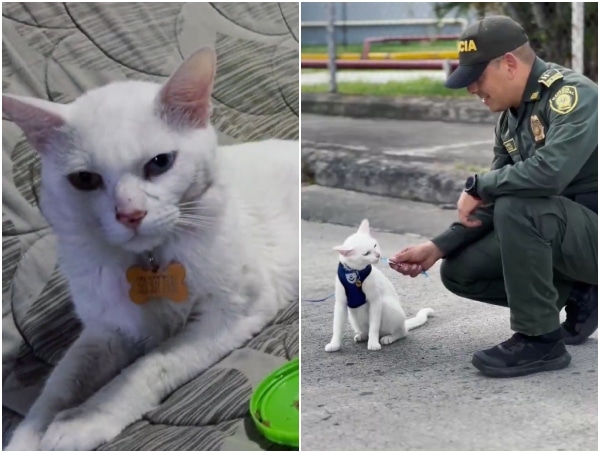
left=440, top=195, right=598, bottom=336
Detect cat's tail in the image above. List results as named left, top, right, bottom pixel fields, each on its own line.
left=405, top=308, right=435, bottom=331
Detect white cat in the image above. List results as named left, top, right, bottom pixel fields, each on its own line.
left=3, top=47, right=299, bottom=451
left=325, top=219, right=433, bottom=352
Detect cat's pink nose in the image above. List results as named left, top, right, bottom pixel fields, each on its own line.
left=116, top=209, right=147, bottom=229
left=375, top=252, right=381, bottom=259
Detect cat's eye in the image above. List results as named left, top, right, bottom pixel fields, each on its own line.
left=363, top=251, right=371, bottom=256
left=67, top=172, right=103, bottom=191
left=145, top=152, right=177, bottom=178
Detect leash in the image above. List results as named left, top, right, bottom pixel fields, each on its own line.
left=302, top=293, right=335, bottom=303
left=302, top=257, right=428, bottom=303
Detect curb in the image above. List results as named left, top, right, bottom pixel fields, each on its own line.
left=301, top=93, right=499, bottom=124
left=302, top=145, right=471, bottom=205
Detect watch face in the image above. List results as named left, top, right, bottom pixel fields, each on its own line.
left=466, top=176, right=475, bottom=190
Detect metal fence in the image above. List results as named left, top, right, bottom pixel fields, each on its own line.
left=306, top=2, right=598, bottom=93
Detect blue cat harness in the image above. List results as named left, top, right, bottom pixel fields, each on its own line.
left=337, top=262, right=372, bottom=309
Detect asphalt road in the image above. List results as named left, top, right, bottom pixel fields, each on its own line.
left=300, top=190, right=598, bottom=451
left=301, top=114, right=495, bottom=169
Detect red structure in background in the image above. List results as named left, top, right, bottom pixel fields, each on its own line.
left=300, top=34, right=460, bottom=71
left=301, top=59, right=459, bottom=71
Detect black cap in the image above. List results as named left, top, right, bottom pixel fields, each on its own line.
left=445, top=15, right=529, bottom=89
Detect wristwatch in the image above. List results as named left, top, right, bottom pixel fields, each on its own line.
left=464, top=175, right=481, bottom=199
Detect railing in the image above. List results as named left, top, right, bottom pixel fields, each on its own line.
left=301, top=18, right=464, bottom=74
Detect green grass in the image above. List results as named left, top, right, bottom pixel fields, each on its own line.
left=301, top=77, right=470, bottom=98
left=302, top=41, right=457, bottom=55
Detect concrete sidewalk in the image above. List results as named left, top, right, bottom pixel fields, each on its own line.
left=300, top=217, right=598, bottom=451
left=302, top=114, right=496, bottom=205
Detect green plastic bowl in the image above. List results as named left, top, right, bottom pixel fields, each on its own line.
left=250, top=357, right=299, bottom=448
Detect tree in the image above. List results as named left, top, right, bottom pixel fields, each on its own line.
left=435, top=2, right=598, bottom=82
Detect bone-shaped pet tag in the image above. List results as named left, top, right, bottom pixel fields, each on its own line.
left=126, top=262, right=189, bottom=304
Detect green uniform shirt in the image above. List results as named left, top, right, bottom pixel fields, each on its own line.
left=433, top=58, right=598, bottom=256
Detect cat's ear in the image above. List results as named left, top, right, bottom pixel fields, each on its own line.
left=333, top=245, right=354, bottom=257
left=157, top=47, right=216, bottom=129
left=2, top=94, right=69, bottom=153
left=358, top=219, right=370, bottom=235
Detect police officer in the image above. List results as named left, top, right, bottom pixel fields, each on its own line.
left=390, top=15, right=598, bottom=378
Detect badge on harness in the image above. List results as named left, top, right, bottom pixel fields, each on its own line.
left=345, top=272, right=361, bottom=287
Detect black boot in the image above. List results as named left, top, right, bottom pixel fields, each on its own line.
left=561, top=283, right=598, bottom=345
left=472, top=329, right=571, bottom=378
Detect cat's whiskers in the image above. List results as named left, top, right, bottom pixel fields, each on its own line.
left=176, top=222, right=215, bottom=229
left=177, top=200, right=208, bottom=207
left=175, top=213, right=216, bottom=229
left=178, top=213, right=215, bottom=220
left=172, top=224, right=197, bottom=234
left=178, top=200, right=202, bottom=205
left=172, top=221, right=214, bottom=235
left=178, top=203, right=214, bottom=211
left=178, top=207, right=214, bottom=213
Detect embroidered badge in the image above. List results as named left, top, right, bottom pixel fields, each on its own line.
left=549, top=86, right=578, bottom=115
left=530, top=115, right=545, bottom=142
left=503, top=138, right=518, bottom=153
left=458, top=39, right=477, bottom=52
left=345, top=272, right=357, bottom=285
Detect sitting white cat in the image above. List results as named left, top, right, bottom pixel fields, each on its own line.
left=325, top=219, right=434, bottom=352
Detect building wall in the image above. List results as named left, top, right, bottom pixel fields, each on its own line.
left=302, top=2, right=438, bottom=21
left=301, top=2, right=467, bottom=46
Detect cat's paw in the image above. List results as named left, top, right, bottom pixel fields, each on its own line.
left=325, top=342, right=341, bottom=352
left=4, top=439, right=41, bottom=451
left=380, top=335, right=396, bottom=345
left=353, top=333, right=367, bottom=343
left=367, top=341, right=381, bottom=351
left=4, top=428, right=42, bottom=451
left=41, top=407, right=121, bottom=451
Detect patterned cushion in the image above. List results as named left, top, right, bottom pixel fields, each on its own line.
left=2, top=2, right=298, bottom=450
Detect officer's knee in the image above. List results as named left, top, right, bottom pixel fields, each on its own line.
left=493, top=196, right=535, bottom=230
left=440, top=256, right=469, bottom=295
left=493, top=195, right=528, bottom=218
left=494, top=196, right=560, bottom=236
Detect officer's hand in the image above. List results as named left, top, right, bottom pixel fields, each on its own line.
left=388, top=241, right=443, bottom=278
left=457, top=192, right=483, bottom=227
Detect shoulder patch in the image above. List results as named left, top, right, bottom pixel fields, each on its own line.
left=538, top=69, right=564, bottom=87
left=549, top=85, right=578, bottom=115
